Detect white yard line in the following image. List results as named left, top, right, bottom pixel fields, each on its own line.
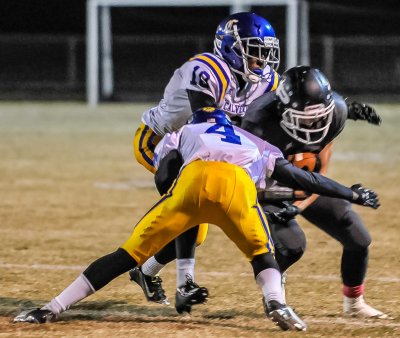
left=1, top=262, right=399, bottom=283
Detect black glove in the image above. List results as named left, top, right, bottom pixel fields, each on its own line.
left=350, top=184, right=380, bottom=209
left=269, top=205, right=301, bottom=224
left=347, top=101, right=382, bottom=126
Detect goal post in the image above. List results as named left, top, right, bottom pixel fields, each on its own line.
left=86, top=0, right=308, bottom=106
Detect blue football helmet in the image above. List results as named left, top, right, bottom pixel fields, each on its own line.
left=191, top=107, right=232, bottom=126
left=214, top=12, right=280, bottom=83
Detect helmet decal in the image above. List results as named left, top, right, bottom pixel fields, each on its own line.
left=223, top=19, right=239, bottom=34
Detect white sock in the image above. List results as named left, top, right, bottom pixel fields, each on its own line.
left=42, top=274, right=95, bottom=315
left=256, top=268, right=285, bottom=304
left=141, top=256, right=165, bottom=277
left=176, top=258, right=195, bottom=287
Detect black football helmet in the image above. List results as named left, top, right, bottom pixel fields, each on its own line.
left=276, top=66, right=335, bottom=145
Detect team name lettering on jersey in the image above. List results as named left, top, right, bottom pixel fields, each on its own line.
left=223, top=101, right=248, bottom=115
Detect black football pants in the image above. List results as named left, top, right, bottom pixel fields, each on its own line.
left=264, top=196, right=371, bottom=286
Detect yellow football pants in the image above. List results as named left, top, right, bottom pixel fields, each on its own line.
left=133, top=122, right=208, bottom=245
left=121, top=161, right=274, bottom=265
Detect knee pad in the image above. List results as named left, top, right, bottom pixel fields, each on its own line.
left=272, top=219, right=306, bottom=258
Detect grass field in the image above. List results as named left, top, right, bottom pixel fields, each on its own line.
left=0, top=102, right=399, bottom=337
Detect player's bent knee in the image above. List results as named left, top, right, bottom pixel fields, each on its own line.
left=341, top=211, right=372, bottom=250
left=274, top=247, right=305, bottom=272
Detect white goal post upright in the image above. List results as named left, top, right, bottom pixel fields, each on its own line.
left=86, top=0, right=308, bottom=106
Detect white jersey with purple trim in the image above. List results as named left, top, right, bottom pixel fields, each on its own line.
left=141, top=52, right=279, bottom=136
left=153, top=122, right=283, bottom=190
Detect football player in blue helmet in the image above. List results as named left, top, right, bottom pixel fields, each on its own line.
left=214, top=12, right=280, bottom=83
left=128, top=12, right=281, bottom=314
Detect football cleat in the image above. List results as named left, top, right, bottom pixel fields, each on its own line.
left=13, top=308, right=56, bottom=324
left=343, top=295, right=389, bottom=319
left=264, top=299, right=307, bottom=331
left=129, top=267, right=169, bottom=305
left=175, top=274, right=209, bottom=314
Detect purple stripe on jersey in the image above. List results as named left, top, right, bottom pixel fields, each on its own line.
left=194, top=58, right=224, bottom=102
left=148, top=130, right=156, bottom=152
left=139, top=125, right=155, bottom=167
left=203, top=53, right=230, bottom=87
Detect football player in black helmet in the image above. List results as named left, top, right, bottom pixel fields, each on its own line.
left=241, top=65, right=387, bottom=319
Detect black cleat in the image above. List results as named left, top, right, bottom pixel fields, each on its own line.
left=175, top=274, right=209, bottom=314
left=13, top=308, right=55, bottom=324
left=264, top=299, right=307, bottom=331
left=129, top=267, right=169, bottom=305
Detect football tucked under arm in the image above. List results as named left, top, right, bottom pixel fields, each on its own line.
left=286, top=152, right=321, bottom=172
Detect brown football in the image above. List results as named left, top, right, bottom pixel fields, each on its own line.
left=287, top=152, right=321, bottom=172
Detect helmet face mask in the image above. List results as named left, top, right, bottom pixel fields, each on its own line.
left=277, top=66, right=335, bottom=145
left=235, top=37, right=280, bottom=81
left=214, top=12, right=280, bottom=83
left=280, top=101, right=335, bottom=144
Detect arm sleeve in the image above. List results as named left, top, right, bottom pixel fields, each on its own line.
left=271, top=158, right=354, bottom=201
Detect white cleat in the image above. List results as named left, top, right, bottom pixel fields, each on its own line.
left=264, top=299, right=307, bottom=331
left=343, top=295, right=390, bottom=319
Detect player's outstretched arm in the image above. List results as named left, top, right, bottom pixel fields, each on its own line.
left=271, top=158, right=380, bottom=209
